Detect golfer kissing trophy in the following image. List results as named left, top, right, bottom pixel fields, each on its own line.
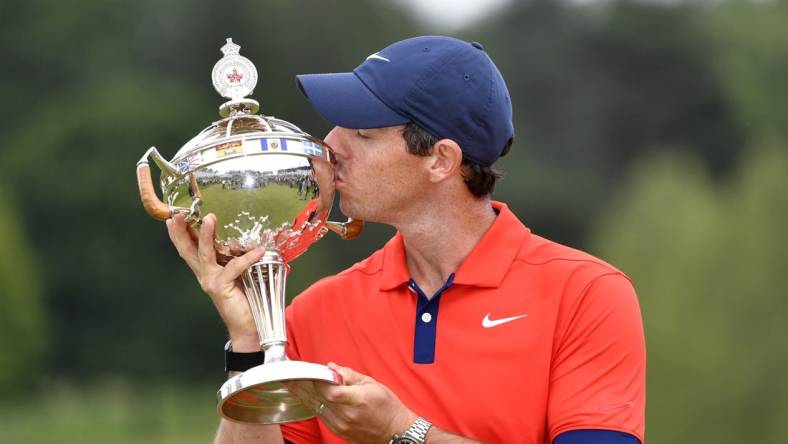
left=135, top=38, right=363, bottom=424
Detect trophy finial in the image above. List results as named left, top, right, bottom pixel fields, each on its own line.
left=212, top=37, right=259, bottom=110
left=220, top=38, right=241, bottom=56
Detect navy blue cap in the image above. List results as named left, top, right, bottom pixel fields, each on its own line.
left=296, top=36, right=514, bottom=167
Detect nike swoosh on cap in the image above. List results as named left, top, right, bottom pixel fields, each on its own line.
left=365, top=53, right=390, bottom=62
left=482, top=313, right=528, bottom=328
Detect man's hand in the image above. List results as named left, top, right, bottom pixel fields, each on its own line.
left=166, top=213, right=265, bottom=349
left=288, top=363, right=417, bottom=443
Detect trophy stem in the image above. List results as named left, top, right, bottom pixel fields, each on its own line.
left=240, top=251, right=288, bottom=356
left=219, top=249, right=343, bottom=424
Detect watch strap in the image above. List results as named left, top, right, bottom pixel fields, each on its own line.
left=391, top=416, right=432, bottom=444
left=224, top=340, right=265, bottom=372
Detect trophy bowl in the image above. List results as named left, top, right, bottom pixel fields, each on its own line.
left=136, top=38, right=362, bottom=424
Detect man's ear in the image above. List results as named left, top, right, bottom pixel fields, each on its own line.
left=427, top=139, right=463, bottom=183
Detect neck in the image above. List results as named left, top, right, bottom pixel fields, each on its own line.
left=394, top=196, right=497, bottom=298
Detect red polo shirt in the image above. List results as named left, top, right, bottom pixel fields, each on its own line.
left=281, top=201, right=645, bottom=443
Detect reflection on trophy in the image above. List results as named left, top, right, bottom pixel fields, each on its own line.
left=135, top=38, right=363, bottom=424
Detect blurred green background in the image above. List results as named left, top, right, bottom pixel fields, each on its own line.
left=1, top=0, right=786, bottom=442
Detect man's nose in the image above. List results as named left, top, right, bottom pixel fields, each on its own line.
left=324, top=127, right=348, bottom=160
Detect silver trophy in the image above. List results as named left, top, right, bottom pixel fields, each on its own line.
left=136, top=38, right=363, bottom=424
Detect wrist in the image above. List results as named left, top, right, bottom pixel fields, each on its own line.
left=228, top=333, right=260, bottom=352
left=390, top=415, right=432, bottom=444
left=224, top=339, right=266, bottom=373
left=391, top=411, right=418, bottom=436
left=388, top=410, right=418, bottom=439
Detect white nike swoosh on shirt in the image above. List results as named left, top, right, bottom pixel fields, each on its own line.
left=482, top=313, right=528, bottom=328
left=366, top=53, right=390, bottom=62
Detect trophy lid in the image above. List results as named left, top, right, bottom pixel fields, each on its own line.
left=168, top=38, right=326, bottom=168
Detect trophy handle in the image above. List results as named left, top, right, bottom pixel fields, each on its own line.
left=137, top=164, right=171, bottom=221
left=136, top=146, right=184, bottom=221
left=326, top=218, right=364, bottom=240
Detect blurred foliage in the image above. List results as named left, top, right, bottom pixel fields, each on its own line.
left=473, top=0, right=743, bottom=244
left=0, top=0, right=413, bottom=384
left=589, top=146, right=788, bottom=443
left=0, top=183, right=45, bottom=391
left=586, top=3, right=788, bottom=441
left=704, top=0, right=788, bottom=143
left=0, top=382, right=218, bottom=443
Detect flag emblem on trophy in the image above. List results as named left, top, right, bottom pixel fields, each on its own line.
left=215, top=141, right=243, bottom=157
left=302, top=140, right=323, bottom=157
left=260, top=138, right=288, bottom=151
left=177, top=153, right=203, bottom=173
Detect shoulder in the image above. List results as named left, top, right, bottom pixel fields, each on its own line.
left=515, top=232, right=630, bottom=286
left=507, top=233, right=638, bottom=325
left=494, top=201, right=628, bottom=288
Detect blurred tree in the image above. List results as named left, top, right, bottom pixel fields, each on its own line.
left=0, top=183, right=46, bottom=393
left=0, top=0, right=416, bottom=382
left=468, top=0, right=743, bottom=246
left=705, top=0, right=788, bottom=144
left=589, top=146, right=788, bottom=443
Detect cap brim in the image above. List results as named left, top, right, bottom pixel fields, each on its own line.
left=296, top=72, right=409, bottom=129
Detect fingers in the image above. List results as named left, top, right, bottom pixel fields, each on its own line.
left=315, top=404, right=344, bottom=436
left=318, top=384, right=363, bottom=406
left=329, top=362, right=364, bottom=386
left=287, top=370, right=361, bottom=408
left=166, top=213, right=199, bottom=271
left=286, top=380, right=348, bottom=436
left=170, top=211, right=265, bottom=296
left=286, top=380, right=336, bottom=423
left=287, top=380, right=321, bottom=405
left=197, top=213, right=218, bottom=266
left=315, top=364, right=368, bottom=405
left=221, top=246, right=267, bottom=282
left=186, top=224, right=199, bottom=243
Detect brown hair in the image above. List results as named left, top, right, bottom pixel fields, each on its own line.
left=401, top=122, right=512, bottom=197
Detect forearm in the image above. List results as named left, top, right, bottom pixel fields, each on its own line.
left=214, top=367, right=284, bottom=444
left=213, top=335, right=283, bottom=444
left=214, top=418, right=282, bottom=444
left=425, top=426, right=483, bottom=443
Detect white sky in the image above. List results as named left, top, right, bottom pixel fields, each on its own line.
left=392, top=0, right=515, bottom=30
left=393, top=0, right=731, bottom=29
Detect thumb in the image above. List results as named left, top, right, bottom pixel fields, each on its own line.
left=328, top=362, right=366, bottom=386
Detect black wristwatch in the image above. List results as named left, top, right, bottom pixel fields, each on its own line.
left=224, top=340, right=265, bottom=372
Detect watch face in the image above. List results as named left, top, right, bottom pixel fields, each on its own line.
left=391, top=438, right=419, bottom=444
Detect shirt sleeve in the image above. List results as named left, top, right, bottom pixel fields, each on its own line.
left=281, top=420, right=321, bottom=444
left=548, top=272, right=646, bottom=443
left=554, top=429, right=641, bottom=444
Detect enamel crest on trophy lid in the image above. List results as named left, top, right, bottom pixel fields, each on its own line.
left=212, top=38, right=258, bottom=101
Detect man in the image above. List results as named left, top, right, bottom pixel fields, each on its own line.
left=167, top=36, right=645, bottom=443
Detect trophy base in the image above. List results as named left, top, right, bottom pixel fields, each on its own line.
left=217, top=359, right=342, bottom=424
